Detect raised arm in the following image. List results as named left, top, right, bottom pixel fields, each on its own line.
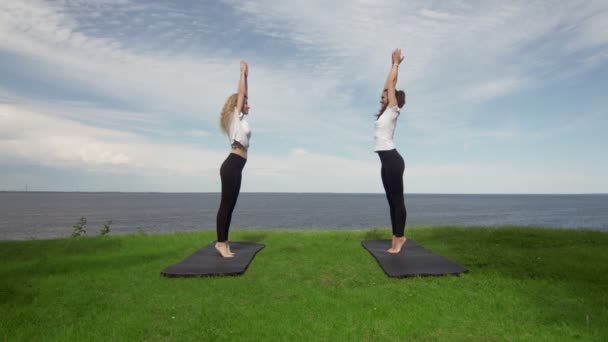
left=236, top=61, right=248, bottom=113
left=384, top=48, right=404, bottom=108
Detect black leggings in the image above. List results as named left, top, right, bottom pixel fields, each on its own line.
left=216, top=153, right=247, bottom=242
left=378, top=149, right=407, bottom=237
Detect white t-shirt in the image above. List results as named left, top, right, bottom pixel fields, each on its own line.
left=229, top=107, right=251, bottom=149
left=374, top=105, right=400, bottom=151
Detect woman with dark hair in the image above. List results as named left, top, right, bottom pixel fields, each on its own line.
left=375, top=49, right=407, bottom=254
left=215, top=61, right=251, bottom=258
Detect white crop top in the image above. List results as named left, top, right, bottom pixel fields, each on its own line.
left=229, top=107, right=251, bottom=149
left=374, top=105, right=400, bottom=151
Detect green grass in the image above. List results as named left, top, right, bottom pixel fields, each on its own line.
left=1, top=226, right=607, bottom=341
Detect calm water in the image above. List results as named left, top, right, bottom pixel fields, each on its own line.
left=1, top=192, right=607, bottom=240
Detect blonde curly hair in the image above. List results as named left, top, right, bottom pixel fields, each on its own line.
left=219, top=93, right=238, bottom=136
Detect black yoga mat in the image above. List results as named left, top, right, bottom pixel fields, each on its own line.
left=161, top=242, right=265, bottom=277
left=362, top=240, right=468, bottom=278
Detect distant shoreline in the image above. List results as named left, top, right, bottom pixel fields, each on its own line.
left=3, top=192, right=606, bottom=240
left=1, top=191, right=607, bottom=195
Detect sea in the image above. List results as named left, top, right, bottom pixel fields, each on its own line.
left=1, top=192, right=607, bottom=240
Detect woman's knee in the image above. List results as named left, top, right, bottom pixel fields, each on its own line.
left=389, top=192, right=405, bottom=205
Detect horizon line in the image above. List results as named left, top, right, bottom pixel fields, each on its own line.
left=1, top=191, right=607, bottom=195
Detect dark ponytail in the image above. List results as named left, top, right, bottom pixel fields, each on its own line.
left=396, top=90, right=406, bottom=108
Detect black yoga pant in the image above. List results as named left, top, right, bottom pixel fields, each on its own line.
left=216, top=153, right=246, bottom=242
left=378, top=149, right=407, bottom=237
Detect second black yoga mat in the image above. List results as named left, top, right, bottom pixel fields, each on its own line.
left=362, top=240, right=468, bottom=278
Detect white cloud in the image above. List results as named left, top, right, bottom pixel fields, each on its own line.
left=568, top=10, right=608, bottom=50
left=186, top=130, right=211, bottom=137
left=419, top=8, right=459, bottom=21
left=0, top=103, right=225, bottom=175
left=462, top=76, right=524, bottom=102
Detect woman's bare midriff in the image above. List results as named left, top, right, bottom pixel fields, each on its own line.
left=231, top=144, right=247, bottom=159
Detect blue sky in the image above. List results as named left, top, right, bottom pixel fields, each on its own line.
left=0, top=0, right=607, bottom=193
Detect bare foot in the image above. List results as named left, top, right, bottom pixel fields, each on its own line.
left=386, top=235, right=398, bottom=253
left=215, top=242, right=234, bottom=258
left=225, top=241, right=236, bottom=257
left=387, top=236, right=407, bottom=254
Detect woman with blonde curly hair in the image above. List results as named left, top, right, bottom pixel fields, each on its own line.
left=215, top=61, right=251, bottom=258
